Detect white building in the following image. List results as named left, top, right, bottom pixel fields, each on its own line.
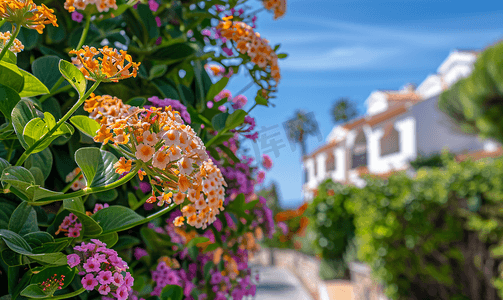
left=302, top=50, right=501, bottom=200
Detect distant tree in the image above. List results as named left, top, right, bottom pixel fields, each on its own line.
left=256, top=181, right=281, bottom=215
left=284, top=109, right=320, bottom=158
left=331, top=97, right=358, bottom=124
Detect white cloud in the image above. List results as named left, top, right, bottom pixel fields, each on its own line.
left=261, top=16, right=503, bottom=71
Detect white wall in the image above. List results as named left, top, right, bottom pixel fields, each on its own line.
left=333, top=147, right=346, bottom=181
left=315, top=153, right=327, bottom=183
left=303, top=158, right=317, bottom=190
left=416, top=74, right=443, bottom=99
left=365, top=91, right=388, bottom=116
left=368, top=115, right=417, bottom=174
left=412, top=95, right=487, bottom=156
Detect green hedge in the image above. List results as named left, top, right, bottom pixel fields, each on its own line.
left=308, top=180, right=356, bottom=279
left=312, top=156, right=503, bottom=299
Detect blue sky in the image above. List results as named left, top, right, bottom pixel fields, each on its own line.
left=225, top=1, right=503, bottom=208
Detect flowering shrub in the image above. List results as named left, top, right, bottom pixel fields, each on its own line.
left=0, top=0, right=287, bottom=299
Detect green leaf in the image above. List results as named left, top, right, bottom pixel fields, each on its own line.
left=32, top=56, right=66, bottom=90
left=75, top=148, right=119, bottom=187
left=26, top=185, right=63, bottom=201
left=92, top=206, right=145, bottom=234
left=62, top=198, right=85, bottom=213
left=160, top=284, right=183, bottom=300
left=21, top=284, right=50, bottom=298
left=188, top=245, right=198, bottom=260
left=151, top=43, right=196, bottom=62
left=0, top=229, right=33, bottom=255
left=0, top=83, right=21, bottom=120
left=1, top=49, right=17, bottom=64
left=83, top=232, right=118, bottom=248
left=24, top=148, right=53, bottom=181
left=128, top=192, right=138, bottom=208
left=29, top=167, right=45, bottom=186
left=113, top=235, right=140, bottom=251
left=211, top=113, right=229, bottom=131
left=66, top=209, right=103, bottom=237
left=96, top=189, right=118, bottom=202
left=2, top=249, right=23, bottom=266
left=12, top=99, right=42, bottom=149
left=126, top=97, right=147, bottom=107
left=32, top=240, right=70, bottom=254
left=28, top=253, right=67, bottom=266
left=23, top=232, right=54, bottom=248
left=69, top=115, right=100, bottom=138
left=0, top=61, right=24, bottom=92
left=31, top=265, right=76, bottom=290
left=22, top=112, right=74, bottom=153
left=152, top=78, right=179, bottom=99
left=255, top=95, right=269, bottom=106
left=18, top=69, right=50, bottom=97
left=225, top=109, right=247, bottom=130
left=149, top=65, right=167, bottom=79
left=186, top=237, right=210, bottom=248
left=203, top=261, right=214, bottom=280
left=9, top=202, right=38, bottom=235
left=206, top=77, right=229, bottom=101
left=59, top=60, right=86, bottom=98
left=277, top=53, right=288, bottom=59
left=219, top=145, right=239, bottom=163
left=1, top=166, right=36, bottom=199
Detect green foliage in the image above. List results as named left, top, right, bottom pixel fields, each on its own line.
left=308, top=179, right=356, bottom=279
left=409, top=150, right=455, bottom=170
left=347, top=157, right=503, bottom=299
left=438, top=41, right=503, bottom=143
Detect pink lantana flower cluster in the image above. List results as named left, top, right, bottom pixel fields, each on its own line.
left=67, top=239, right=134, bottom=300
left=56, top=203, right=109, bottom=238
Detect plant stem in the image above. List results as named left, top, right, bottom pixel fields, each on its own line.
left=6, top=140, right=15, bottom=162
left=0, top=19, right=6, bottom=28
left=61, top=171, right=82, bottom=193
left=50, top=287, right=86, bottom=300
left=0, top=23, right=21, bottom=61
left=132, top=194, right=151, bottom=210
left=39, top=76, right=68, bottom=103
left=15, top=80, right=102, bottom=167
left=76, top=15, right=91, bottom=49
left=29, top=164, right=141, bottom=205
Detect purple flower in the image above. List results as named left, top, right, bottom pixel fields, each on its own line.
left=115, top=285, right=129, bottom=300
left=202, top=29, right=212, bottom=37
left=68, top=226, right=81, bottom=238
left=218, top=105, right=227, bottom=112
left=278, top=222, right=288, bottom=235
left=71, top=11, right=83, bottom=23
left=210, top=271, right=222, bottom=285
left=97, top=270, right=113, bottom=285
left=67, top=254, right=80, bottom=268
left=124, top=272, right=134, bottom=289
left=232, top=95, right=248, bottom=109
left=222, top=47, right=233, bottom=56
left=134, top=247, right=149, bottom=260
left=184, top=281, right=195, bottom=297
left=155, top=16, right=162, bottom=27
left=156, top=36, right=162, bottom=45
left=207, top=101, right=214, bottom=108
left=244, top=132, right=259, bottom=141
left=213, top=218, right=222, bottom=232
left=83, top=258, right=100, bottom=273
left=147, top=97, right=191, bottom=124
left=98, top=284, right=111, bottom=295
left=148, top=0, right=159, bottom=11
left=82, top=274, right=98, bottom=291
left=112, top=272, right=124, bottom=287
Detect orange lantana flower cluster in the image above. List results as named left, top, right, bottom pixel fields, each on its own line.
left=64, top=0, right=118, bottom=13
left=85, top=94, right=227, bottom=229
left=0, top=31, right=24, bottom=53
left=263, top=0, right=286, bottom=19
left=217, top=16, right=280, bottom=84
left=70, top=46, right=140, bottom=82
left=0, top=0, right=58, bottom=34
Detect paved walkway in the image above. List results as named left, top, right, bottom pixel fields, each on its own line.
left=253, top=265, right=314, bottom=300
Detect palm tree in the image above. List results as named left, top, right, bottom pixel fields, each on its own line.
left=284, top=109, right=320, bottom=157
left=331, top=97, right=358, bottom=124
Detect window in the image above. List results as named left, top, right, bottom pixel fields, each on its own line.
left=352, top=131, right=367, bottom=169
left=313, top=159, right=318, bottom=179
left=326, top=151, right=336, bottom=172
left=304, top=170, right=308, bottom=183
left=380, top=124, right=400, bottom=156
